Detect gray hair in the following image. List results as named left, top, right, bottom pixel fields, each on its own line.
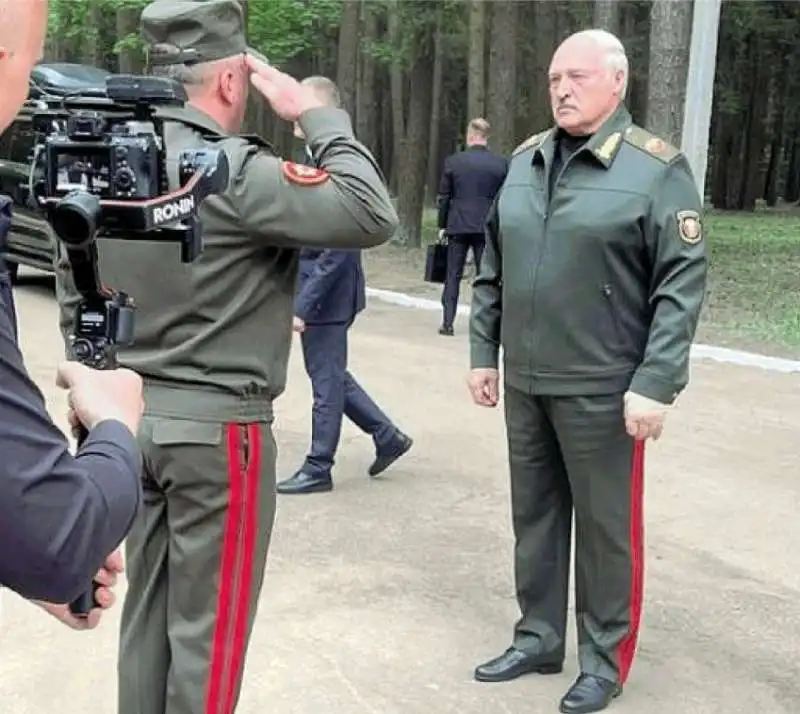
left=150, top=56, right=238, bottom=90
left=300, top=75, right=341, bottom=109
left=569, top=29, right=629, bottom=98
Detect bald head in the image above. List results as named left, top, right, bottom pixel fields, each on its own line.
left=548, top=29, right=628, bottom=136
left=294, top=76, right=340, bottom=139
left=0, top=0, right=49, bottom=133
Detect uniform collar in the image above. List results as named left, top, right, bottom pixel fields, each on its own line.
left=533, top=104, right=632, bottom=169
left=154, top=104, right=229, bottom=137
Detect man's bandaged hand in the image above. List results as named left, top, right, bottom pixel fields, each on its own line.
left=624, top=391, right=671, bottom=442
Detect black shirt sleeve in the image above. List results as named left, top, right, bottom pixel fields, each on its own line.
left=0, top=306, right=141, bottom=603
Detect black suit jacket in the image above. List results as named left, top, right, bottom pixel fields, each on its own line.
left=437, top=146, right=508, bottom=236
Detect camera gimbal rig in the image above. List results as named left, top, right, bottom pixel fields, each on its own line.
left=32, top=74, right=230, bottom=616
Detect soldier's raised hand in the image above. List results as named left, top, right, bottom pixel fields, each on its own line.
left=468, top=368, right=500, bottom=407
left=246, top=53, right=324, bottom=122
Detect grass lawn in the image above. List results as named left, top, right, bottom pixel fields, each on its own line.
left=362, top=208, right=800, bottom=360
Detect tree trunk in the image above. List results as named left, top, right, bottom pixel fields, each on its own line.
left=426, top=16, right=445, bottom=205
left=646, top=0, right=693, bottom=145
left=467, top=0, right=486, bottom=120
left=356, top=2, right=379, bottom=151
left=387, top=4, right=406, bottom=191
left=336, top=0, right=360, bottom=117
left=395, top=39, right=434, bottom=246
left=594, top=0, right=621, bottom=34
left=487, top=1, right=519, bottom=154
left=116, top=6, right=144, bottom=74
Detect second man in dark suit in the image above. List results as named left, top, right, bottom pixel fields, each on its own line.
left=437, top=118, right=508, bottom=335
left=278, top=77, right=412, bottom=495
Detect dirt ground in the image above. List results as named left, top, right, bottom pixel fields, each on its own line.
left=2, top=272, right=800, bottom=714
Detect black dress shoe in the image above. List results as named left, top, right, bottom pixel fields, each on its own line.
left=276, top=470, right=333, bottom=494
left=474, top=647, right=563, bottom=683
left=368, top=432, right=413, bottom=477
left=438, top=325, right=454, bottom=336
left=559, top=674, right=622, bottom=714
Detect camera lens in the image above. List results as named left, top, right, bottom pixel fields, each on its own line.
left=51, top=190, right=102, bottom=247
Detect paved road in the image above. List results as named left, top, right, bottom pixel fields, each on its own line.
left=2, top=274, right=800, bottom=714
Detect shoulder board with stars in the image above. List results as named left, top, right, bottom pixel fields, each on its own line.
left=623, top=125, right=681, bottom=164
left=512, top=130, right=552, bottom=157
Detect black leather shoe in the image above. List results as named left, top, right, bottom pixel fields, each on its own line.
left=368, top=432, right=413, bottom=477
left=276, top=470, right=333, bottom=494
left=438, top=325, right=454, bottom=336
left=559, top=674, right=622, bottom=713
left=474, top=647, right=563, bottom=683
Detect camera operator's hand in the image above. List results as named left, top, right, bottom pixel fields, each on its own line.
left=36, top=550, right=124, bottom=631
left=56, top=362, right=144, bottom=436
left=246, top=53, right=325, bottom=122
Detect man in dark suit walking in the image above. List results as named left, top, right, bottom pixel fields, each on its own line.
left=277, top=77, right=412, bottom=495
left=437, top=118, right=508, bottom=336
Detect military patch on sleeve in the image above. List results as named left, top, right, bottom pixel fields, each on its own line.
left=512, top=130, right=551, bottom=157
left=281, top=161, right=330, bottom=186
left=676, top=210, right=703, bottom=244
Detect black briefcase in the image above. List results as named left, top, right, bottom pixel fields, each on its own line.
left=424, top=242, right=448, bottom=284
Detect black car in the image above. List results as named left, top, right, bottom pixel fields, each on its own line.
left=0, top=63, right=110, bottom=283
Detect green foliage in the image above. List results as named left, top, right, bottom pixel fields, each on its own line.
left=247, top=0, right=342, bottom=66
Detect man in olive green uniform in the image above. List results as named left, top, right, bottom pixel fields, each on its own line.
left=56, top=2, right=397, bottom=713
left=468, top=30, right=707, bottom=714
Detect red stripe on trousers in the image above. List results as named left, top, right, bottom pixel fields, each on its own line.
left=221, top=423, right=262, bottom=714
left=616, top=438, right=646, bottom=685
left=204, top=424, right=245, bottom=714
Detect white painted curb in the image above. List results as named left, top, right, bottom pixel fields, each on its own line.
left=365, top=287, right=800, bottom=375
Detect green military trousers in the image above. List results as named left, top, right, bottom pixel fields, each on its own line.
left=118, top=413, right=277, bottom=714
left=504, top=384, right=645, bottom=685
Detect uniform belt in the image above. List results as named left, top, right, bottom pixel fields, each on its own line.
left=142, top=380, right=274, bottom=422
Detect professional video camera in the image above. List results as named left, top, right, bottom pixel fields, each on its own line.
left=30, top=73, right=229, bottom=368
left=29, top=73, right=230, bottom=615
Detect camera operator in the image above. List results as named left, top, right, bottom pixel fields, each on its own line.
left=0, top=0, right=143, bottom=626
left=56, top=1, right=397, bottom=711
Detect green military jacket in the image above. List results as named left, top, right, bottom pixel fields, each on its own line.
left=470, top=106, right=708, bottom=404
left=57, top=105, right=397, bottom=418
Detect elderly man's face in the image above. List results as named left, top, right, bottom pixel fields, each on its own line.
left=0, top=0, right=49, bottom=133
left=548, top=36, right=624, bottom=135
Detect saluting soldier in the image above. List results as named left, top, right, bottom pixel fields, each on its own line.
left=56, top=1, right=397, bottom=713
left=468, top=29, right=707, bottom=714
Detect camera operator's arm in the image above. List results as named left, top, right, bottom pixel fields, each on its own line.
left=231, top=55, right=398, bottom=249
left=0, top=312, right=142, bottom=603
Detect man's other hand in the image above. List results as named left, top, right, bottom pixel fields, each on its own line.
left=56, top=362, right=144, bottom=436
left=36, top=550, right=124, bottom=631
left=624, top=391, right=670, bottom=441
left=468, top=368, right=500, bottom=407
left=292, top=316, right=306, bottom=333
left=246, top=53, right=324, bottom=122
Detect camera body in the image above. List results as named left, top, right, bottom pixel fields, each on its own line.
left=30, top=73, right=230, bottom=371
left=46, top=115, right=161, bottom=201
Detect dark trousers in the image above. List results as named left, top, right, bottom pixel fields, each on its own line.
left=503, top=384, right=645, bottom=685
left=300, top=322, right=396, bottom=477
left=441, top=233, right=484, bottom=329
left=0, top=276, right=17, bottom=342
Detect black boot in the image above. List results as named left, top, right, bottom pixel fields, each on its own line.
left=276, top=470, right=333, bottom=494
left=368, top=432, right=413, bottom=477
left=474, top=647, right=563, bottom=683
left=559, top=674, right=622, bottom=713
